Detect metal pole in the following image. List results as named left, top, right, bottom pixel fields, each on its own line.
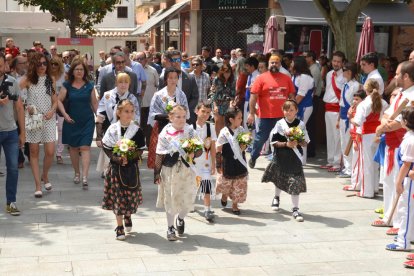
left=327, top=27, right=332, bottom=58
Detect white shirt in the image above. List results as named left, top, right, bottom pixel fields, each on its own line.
left=339, top=79, right=360, bottom=107
left=366, top=69, right=384, bottom=95
left=353, top=95, right=389, bottom=126
left=293, top=74, right=314, bottom=97
left=246, top=70, right=260, bottom=88
left=142, top=65, right=159, bottom=108
left=279, top=66, right=291, bottom=78
left=323, top=69, right=346, bottom=104
left=385, top=85, right=414, bottom=122
left=401, top=130, right=414, bottom=163
left=194, top=122, right=217, bottom=142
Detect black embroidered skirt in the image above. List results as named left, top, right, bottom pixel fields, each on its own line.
left=262, top=148, right=306, bottom=195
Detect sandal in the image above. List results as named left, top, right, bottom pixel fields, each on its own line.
left=328, top=167, right=341, bottom=172
left=342, top=185, right=358, bottom=191
left=44, top=182, right=52, bottom=191
left=73, top=173, right=80, bottom=184
left=404, top=260, right=414, bottom=269
left=407, top=253, right=414, bottom=260
left=385, top=243, right=410, bottom=252
left=371, top=219, right=391, bottom=227
left=320, top=165, right=333, bottom=169
left=56, top=156, right=63, bottom=164
left=34, top=191, right=43, bottom=198
left=82, top=176, right=88, bottom=190
left=386, top=227, right=399, bottom=235
left=232, top=209, right=241, bottom=215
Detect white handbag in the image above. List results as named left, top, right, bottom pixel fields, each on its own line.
left=25, top=106, right=44, bottom=131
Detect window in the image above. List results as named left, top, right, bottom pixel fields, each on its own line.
left=126, top=41, right=137, bottom=52
left=117, top=6, right=128, bottom=18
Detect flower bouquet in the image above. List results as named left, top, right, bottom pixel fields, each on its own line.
left=180, top=138, right=204, bottom=163
left=113, top=138, right=138, bottom=161
left=162, top=97, right=177, bottom=113
left=236, top=132, right=253, bottom=147
left=285, top=126, right=305, bottom=142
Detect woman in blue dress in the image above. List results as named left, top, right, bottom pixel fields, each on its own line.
left=58, top=59, right=98, bottom=189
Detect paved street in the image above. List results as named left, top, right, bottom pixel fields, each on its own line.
left=0, top=146, right=412, bottom=275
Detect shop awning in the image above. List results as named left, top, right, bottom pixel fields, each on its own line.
left=131, top=0, right=190, bottom=36
left=278, top=0, right=414, bottom=26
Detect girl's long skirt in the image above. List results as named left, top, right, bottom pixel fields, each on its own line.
left=102, top=163, right=143, bottom=216
left=216, top=174, right=248, bottom=203
left=262, top=147, right=306, bottom=195
left=156, top=162, right=195, bottom=214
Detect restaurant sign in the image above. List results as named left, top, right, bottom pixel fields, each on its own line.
left=200, top=0, right=268, bottom=10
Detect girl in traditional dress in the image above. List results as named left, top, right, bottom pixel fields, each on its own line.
left=193, top=101, right=217, bottom=222
left=351, top=79, right=388, bottom=198
left=385, top=107, right=414, bottom=266
left=216, top=107, right=248, bottom=215
left=102, top=99, right=146, bottom=240
left=262, top=100, right=309, bottom=222
left=154, top=105, right=202, bottom=241
left=147, top=67, right=189, bottom=169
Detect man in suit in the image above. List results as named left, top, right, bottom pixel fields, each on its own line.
left=99, top=52, right=138, bottom=99
left=159, top=50, right=199, bottom=123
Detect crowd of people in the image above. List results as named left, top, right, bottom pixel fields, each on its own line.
left=0, top=38, right=414, bottom=268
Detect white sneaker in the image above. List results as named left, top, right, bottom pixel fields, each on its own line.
left=271, top=196, right=280, bottom=211
left=292, top=208, right=304, bottom=222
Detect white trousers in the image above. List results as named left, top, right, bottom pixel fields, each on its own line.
left=382, top=146, right=402, bottom=226
left=359, top=133, right=379, bottom=198
left=339, top=119, right=352, bottom=175
left=301, top=106, right=312, bottom=165
left=396, top=177, right=414, bottom=249
left=56, top=115, right=65, bottom=156
left=351, top=140, right=361, bottom=190
left=325, top=112, right=341, bottom=167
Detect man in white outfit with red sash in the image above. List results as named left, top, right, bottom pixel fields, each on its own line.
left=322, top=51, right=346, bottom=172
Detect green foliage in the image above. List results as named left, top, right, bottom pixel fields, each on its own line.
left=16, top=0, right=122, bottom=37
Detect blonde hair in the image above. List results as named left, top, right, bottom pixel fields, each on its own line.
left=364, top=79, right=382, bottom=113
left=115, top=99, right=135, bottom=120
left=116, top=72, right=131, bottom=84
left=168, top=104, right=187, bottom=117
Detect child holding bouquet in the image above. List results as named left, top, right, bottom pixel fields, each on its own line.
left=154, top=105, right=203, bottom=241
left=193, top=101, right=217, bottom=222
left=101, top=99, right=146, bottom=240
left=216, top=107, right=251, bottom=215
left=262, top=100, right=309, bottom=222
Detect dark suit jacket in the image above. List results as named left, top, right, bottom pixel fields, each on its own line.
left=99, top=71, right=138, bottom=99
left=159, top=70, right=199, bottom=123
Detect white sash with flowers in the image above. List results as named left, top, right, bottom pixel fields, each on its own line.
left=167, top=138, right=198, bottom=175
left=222, top=127, right=248, bottom=169
left=102, top=120, right=139, bottom=148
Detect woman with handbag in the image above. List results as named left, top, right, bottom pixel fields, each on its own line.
left=57, top=59, right=98, bottom=189
left=19, top=52, right=57, bottom=198
left=50, top=56, right=66, bottom=164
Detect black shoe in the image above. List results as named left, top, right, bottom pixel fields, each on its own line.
left=221, top=199, right=227, bottom=207
left=248, top=158, right=256, bottom=169
left=167, top=226, right=177, bottom=241
left=292, top=207, right=304, bottom=222
left=176, top=216, right=185, bottom=235
left=204, top=210, right=214, bottom=222
left=271, top=196, right=280, bottom=211
left=115, top=226, right=125, bottom=240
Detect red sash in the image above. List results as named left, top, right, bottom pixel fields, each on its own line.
left=325, top=103, right=340, bottom=112
left=362, top=112, right=380, bottom=134
left=349, top=110, right=357, bottom=141
left=385, top=93, right=406, bottom=175
left=331, top=71, right=342, bottom=101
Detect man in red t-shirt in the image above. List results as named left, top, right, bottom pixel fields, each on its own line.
left=247, top=55, right=295, bottom=168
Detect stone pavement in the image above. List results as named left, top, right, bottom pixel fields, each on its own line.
left=0, top=147, right=412, bottom=276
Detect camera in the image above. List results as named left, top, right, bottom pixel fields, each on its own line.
left=0, top=76, right=18, bottom=101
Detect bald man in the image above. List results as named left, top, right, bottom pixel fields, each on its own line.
left=247, top=55, right=295, bottom=169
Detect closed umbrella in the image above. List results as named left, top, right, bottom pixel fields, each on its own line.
left=263, top=16, right=279, bottom=54
left=356, top=17, right=375, bottom=63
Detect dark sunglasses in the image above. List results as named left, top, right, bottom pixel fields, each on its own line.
left=37, top=61, right=48, bottom=67
left=192, top=63, right=200, bottom=67
left=170, top=58, right=181, bottom=63
left=51, top=62, right=59, bottom=66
